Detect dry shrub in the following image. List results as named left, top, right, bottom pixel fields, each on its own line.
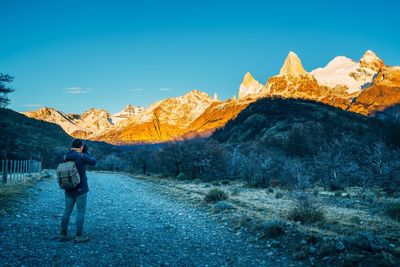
left=288, top=192, right=324, bottom=224
left=204, top=188, right=228, bottom=203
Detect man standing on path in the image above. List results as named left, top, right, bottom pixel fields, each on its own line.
left=60, top=139, right=96, bottom=243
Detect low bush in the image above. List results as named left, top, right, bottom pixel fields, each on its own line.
left=205, top=188, right=228, bottom=203
left=288, top=193, right=324, bottom=224
left=259, top=220, right=286, bottom=238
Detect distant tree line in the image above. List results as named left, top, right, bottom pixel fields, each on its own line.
left=105, top=135, right=400, bottom=195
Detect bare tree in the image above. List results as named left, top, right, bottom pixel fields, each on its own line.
left=364, top=142, right=400, bottom=193
left=98, top=153, right=127, bottom=171
left=284, top=158, right=311, bottom=189
left=314, top=137, right=359, bottom=190
left=229, top=145, right=247, bottom=179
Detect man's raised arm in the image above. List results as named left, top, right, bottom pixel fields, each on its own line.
left=82, top=153, right=96, bottom=166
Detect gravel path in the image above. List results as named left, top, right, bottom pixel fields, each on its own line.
left=0, top=172, right=289, bottom=266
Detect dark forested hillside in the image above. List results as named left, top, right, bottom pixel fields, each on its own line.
left=0, top=108, right=120, bottom=168
left=212, top=97, right=400, bottom=150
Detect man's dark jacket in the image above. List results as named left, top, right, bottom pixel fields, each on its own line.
left=64, top=150, right=96, bottom=197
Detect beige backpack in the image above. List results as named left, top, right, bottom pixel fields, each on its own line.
left=56, top=161, right=80, bottom=190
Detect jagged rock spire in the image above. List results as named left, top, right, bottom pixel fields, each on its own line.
left=279, top=51, right=306, bottom=76
left=238, top=72, right=263, bottom=99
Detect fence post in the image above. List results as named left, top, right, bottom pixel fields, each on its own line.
left=15, top=161, right=17, bottom=182
left=13, top=160, right=16, bottom=182
left=5, top=159, right=8, bottom=184
left=12, top=160, right=16, bottom=183
left=17, top=160, right=20, bottom=180
left=10, top=160, right=13, bottom=184
left=1, top=160, right=4, bottom=184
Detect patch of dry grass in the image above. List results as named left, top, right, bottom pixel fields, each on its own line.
left=0, top=170, right=52, bottom=217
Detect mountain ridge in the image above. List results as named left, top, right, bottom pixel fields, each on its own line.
left=21, top=50, right=400, bottom=144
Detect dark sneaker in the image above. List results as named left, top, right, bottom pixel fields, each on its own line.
left=74, top=235, right=90, bottom=243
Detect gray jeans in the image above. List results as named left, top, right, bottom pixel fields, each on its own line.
left=61, top=193, right=87, bottom=236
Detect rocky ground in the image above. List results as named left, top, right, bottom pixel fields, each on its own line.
left=0, top=171, right=295, bottom=266
left=133, top=175, right=400, bottom=267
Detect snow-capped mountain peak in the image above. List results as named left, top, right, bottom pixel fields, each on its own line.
left=111, top=104, right=144, bottom=124
left=325, top=56, right=356, bottom=68
left=311, top=51, right=384, bottom=94
left=116, top=104, right=144, bottom=116
left=238, top=72, right=263, bottom=100
left=359, top=50, right=384, bottom=71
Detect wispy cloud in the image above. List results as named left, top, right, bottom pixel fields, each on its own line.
left=131, top=88, right=145, bottom=91
left=65, top=87, right=92, bottom=94
left=18, top=104, right=43, bottom=107
left=159, top=87, right=172, bottom=91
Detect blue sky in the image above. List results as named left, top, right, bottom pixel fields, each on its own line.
left=1, top=0, right=399, bottom=114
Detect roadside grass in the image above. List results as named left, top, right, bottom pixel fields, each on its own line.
left=0, top=170, right=52, bottom=218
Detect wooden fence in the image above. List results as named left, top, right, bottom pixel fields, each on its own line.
left=0, top=159, right=42, bottom=185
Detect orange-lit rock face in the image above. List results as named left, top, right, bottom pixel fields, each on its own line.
left=94, top=120, right=182, bottom=144
left=97, top=98, right=252, bottom=144
left=94, top=90, right=218, bottom=144
left=183, top=99, right=252, bottom=138
left=263, top=74, right=354, bottom=109
left=70, top=130, right=91, bottom=139
left=265, top=74, right=320, bottom=99
left=349, top=66, right=400, bottom=115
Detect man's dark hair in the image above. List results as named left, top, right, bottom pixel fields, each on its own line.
left=71, top=139, right=83, bottom=149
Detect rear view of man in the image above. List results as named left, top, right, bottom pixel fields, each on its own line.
left=60, top=139, right=96, bottom=243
